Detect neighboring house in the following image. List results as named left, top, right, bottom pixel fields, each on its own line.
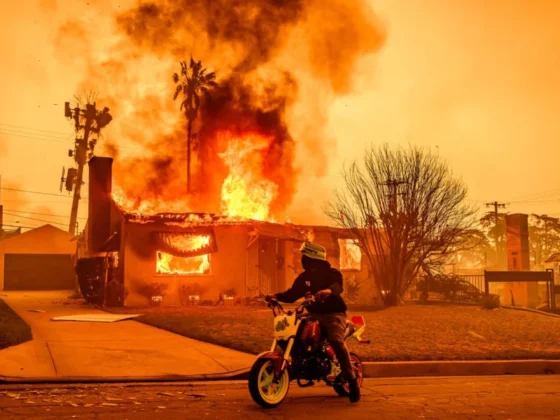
left=80, top=156, right=375, bottom=307
left=0, top=224, right=76, bottom=291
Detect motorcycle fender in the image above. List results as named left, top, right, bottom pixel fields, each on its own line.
left=255, top=351, right=284, bottom=375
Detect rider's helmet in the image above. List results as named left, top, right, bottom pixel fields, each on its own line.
left=299, top=242, right=327, bottom=261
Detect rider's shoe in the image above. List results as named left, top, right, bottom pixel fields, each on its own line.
left=348, top=379, right=361, bottom=403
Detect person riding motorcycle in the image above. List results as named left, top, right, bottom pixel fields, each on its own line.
left=266, top=242, right=360, bottom=403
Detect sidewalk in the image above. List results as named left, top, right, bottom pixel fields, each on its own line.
left=0, top=292, right=254, bottom=380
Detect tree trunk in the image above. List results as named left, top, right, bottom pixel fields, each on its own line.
left=187, top=118, right=192, bottom=193
left=383, top=291, right=399, bottom=307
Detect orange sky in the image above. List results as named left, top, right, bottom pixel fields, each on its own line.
left=1, top=0, right=560, bottom=230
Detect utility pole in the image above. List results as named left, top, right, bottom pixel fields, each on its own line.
left=485, top=201, right=508, bottom=266
left=63, top=101, right=112, bottom=235
left=382, top=178, right=408, bottom=216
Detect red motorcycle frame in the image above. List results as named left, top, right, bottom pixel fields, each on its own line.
left=248, top=295, right=370, bottom=408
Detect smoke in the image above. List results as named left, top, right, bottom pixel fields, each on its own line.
left=54, top=0, right=386, bottom=219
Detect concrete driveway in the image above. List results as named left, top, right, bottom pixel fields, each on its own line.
left=0, top=291, right=254, bottom=379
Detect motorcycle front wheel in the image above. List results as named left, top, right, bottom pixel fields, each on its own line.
left=333, top=352, right=364, bottom=396
left=248, top=358, right=290, bottom=408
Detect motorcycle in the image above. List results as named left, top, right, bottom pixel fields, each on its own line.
left=248, top=294, right=371, bottom=408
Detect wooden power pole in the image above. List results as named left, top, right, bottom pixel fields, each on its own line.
left=64, top=101, right=112, bottom=235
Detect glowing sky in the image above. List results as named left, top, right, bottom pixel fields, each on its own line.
left=1, top=0, right=560, bottom=230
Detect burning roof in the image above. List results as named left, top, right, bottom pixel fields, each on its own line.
left=117, top=199, right=309, bottom=242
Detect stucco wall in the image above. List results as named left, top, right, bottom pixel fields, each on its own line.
left=0, top=225, right=76, bottom=290
left=122, top=223, right=252, bottom=306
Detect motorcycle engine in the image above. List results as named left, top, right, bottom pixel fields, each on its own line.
left=297, top=355, right=331, bottom=380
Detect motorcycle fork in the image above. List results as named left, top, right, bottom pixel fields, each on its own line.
left=275, top=338, right=295, bottom=379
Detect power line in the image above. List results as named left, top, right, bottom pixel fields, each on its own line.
left=0, top=127, right=71, bottom=141
left=3, top=212, right=68, bottom=227
left=0, top=122, right=72, bottom=136
left=0, top=130, right=71, bottom=144
left=2, top=223, right=40, bottom=230
left=4, top=209, right=87, bottom=220
left=0, top=187, right=87, bottom=200
left=0, top=199, right=84, bottom=204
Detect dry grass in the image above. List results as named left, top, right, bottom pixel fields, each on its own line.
left=108, top=303, right=560, bottom=361
left=0, top=298, right=32, bottom=350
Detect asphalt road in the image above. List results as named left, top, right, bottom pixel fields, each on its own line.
left=1, top=376, right=559, bottom=419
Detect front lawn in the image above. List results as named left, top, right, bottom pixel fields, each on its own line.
left=0, top=298, right=32, bottom=350
left=108, top=303, right=560, bottom=361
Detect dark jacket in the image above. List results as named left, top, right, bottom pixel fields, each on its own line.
left=276, top=261, right=347, bottom=314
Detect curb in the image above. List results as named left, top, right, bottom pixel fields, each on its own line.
left=0, top=368, right=250, bottom=385
left=2, top=360, right=558, bottom=384
left=363, top=360, right=560, bottom=378
left=502, top=305, right=560, bottom=319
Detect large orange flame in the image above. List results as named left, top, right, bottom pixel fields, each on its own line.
left=156, top=235, right=211, bottom=275
left=218, top=132, right=278, bottom=221
left=112, top=131, right=280, bottom=222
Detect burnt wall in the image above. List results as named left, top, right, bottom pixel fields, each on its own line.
left=122, top=222, right=251, bottom=306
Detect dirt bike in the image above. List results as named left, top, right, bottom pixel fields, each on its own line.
left=248, top=294, right=370, bottom=408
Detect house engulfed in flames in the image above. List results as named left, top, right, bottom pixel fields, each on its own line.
left=78, top=157, right=373, bottom=306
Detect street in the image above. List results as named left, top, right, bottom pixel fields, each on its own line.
left=1, top=376, right=559, bottom=419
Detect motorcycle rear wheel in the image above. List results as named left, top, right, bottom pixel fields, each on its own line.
left=333, top=352, right=364, bottom=396
left=248, top=358, right=290, bottom=408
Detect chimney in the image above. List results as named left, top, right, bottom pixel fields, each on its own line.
left=88, top=157, right=113, bottom=253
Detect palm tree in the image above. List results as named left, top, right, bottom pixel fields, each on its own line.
left=173, top=58, right=217, bottom=193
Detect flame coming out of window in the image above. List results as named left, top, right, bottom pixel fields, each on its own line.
left=156, top=235, right=212, bottom=275
left=157, top=252, right=210, bottom=275
left=339, top=239, right=361, bottom=271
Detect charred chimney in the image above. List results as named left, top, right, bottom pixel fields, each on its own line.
left=88, top=157, right=113, bottom=253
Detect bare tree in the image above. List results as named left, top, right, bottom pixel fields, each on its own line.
left=326, top=144, right=477, bottom=306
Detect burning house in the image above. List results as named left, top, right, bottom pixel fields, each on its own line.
left=78, top=156, right=373, bottom=307
left=67, top=0, right=386, bottom=307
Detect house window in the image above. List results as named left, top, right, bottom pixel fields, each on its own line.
left=156, top=251, right=211, bottom=275
left=155, top=233, right=213, bottom=275
left=338, top=239, right=361, bottom=271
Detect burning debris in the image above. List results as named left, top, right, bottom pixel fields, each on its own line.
left=58, top=0, right=386, bottom=223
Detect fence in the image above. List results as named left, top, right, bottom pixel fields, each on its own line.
left=404, top=274, right=485, bottom=303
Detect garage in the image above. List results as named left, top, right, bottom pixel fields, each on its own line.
left=0, top=224, right=76, bottom=291
left=4, top=254, right=75, bottom=290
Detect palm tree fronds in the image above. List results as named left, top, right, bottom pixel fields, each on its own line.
left=173, top=85, right=182, bottom=100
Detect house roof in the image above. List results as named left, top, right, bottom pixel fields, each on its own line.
left=250, top=221, right=309, bottom=242
left=545, top=252, right=560, bottom=263
left=123, top=212, right=246, bottom=227
left=116, top=202, right=348, bottom=242
left=0, top=224, right=75, bottom=254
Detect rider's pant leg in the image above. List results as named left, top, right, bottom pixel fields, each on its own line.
left=317, top=313, right=355, bottom=382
